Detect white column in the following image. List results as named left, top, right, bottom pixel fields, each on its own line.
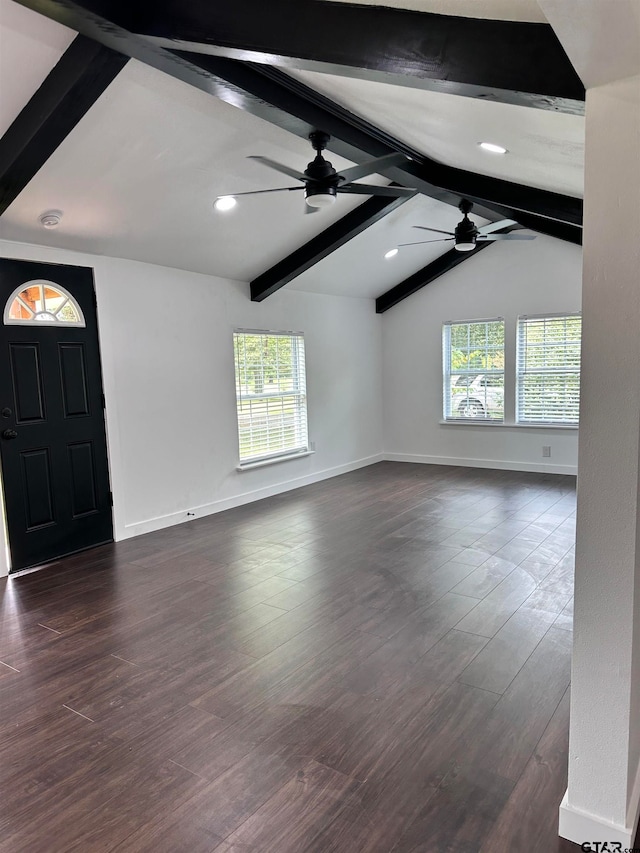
left=559, top=73, right=640, bottom=846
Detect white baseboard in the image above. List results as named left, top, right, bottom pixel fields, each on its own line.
left=117, top=450, right=576, bottom=540
left=117, top=453, right=384, bottom=540
left=627, top=759, right=640, bottom=844
left=384, top=452, right=577, bottom=476
left=559, top=790, right=638, bottom=847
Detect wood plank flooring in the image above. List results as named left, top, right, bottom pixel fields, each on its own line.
left=0, top=461, right=585, bottom=852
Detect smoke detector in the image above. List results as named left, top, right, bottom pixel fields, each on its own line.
left=39, top=210, right=62, bottom=228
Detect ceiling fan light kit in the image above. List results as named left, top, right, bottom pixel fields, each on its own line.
left=305, top=189, right=337, bottom=208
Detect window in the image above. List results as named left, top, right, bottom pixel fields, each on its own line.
left=4, top=281, right=85, bottom=327
left=443, top=319, right=505, bottom=420
left=516, top=314, right=582, bottom=425
left=233, top=330, right=308, bottom=464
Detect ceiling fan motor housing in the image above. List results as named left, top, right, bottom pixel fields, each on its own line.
left=455, top=201, right=479, bottom=248
left=455, top=218, right=478, bottom=241
left=305, top=141, right=340, bottom=205
left=306, top=157, right=337, bottom=181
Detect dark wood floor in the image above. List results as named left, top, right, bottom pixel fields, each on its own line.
left=0, top=462, right=582, bottom=852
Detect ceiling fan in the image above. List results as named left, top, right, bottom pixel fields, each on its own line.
left=215, top=131, right=415, bottom=214
left=399, top=200, right=537, bottom=252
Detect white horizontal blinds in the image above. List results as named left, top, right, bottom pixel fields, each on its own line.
left=234, top=331, right=308, bottom=463
left=443, top=319, right=505, bottom=421
left=516, top=314, right=582, bottom=425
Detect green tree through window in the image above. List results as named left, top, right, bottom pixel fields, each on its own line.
left=443, top=319, right=505, bottom=420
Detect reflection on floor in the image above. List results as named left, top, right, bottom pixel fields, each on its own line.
left=0, top=461, right=582, bottom=852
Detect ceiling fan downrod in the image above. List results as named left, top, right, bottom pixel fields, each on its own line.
left=309, top=130, right=331, bottom=154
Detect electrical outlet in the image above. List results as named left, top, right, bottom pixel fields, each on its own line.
left=542, top=446, right=551, bottom=458
left=309, top=441, right=316, bottom=452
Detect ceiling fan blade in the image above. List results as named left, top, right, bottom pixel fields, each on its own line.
left=218, top=186, right=305, bottom=198
left=412, top=226, right=456, bottom=236
left=478, top=219, right=518, bottom=235
left=336, top=152, right=408, bottom=184
left=247, top=155, right=308, bottom=182
left=398, top=238, right=455, bottom=246
left=477, top=234, right=537, bottom=241
left=339, top=184, right=415, bottom=196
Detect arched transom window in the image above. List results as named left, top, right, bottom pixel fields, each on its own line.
left=4, top=280, right=86, bottom=327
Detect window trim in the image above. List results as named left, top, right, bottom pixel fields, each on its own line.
left=233, top=328, right=309, bottom=466
left=236, top=448, right=315, bottom=472
left=443, top=317, right=505, bottom=423
left=516, top=312, right=582, bottom=427
left=4, top=280, right=86, bottom=327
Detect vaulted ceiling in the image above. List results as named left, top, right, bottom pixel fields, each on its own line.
left=0, top=0, right=586, bottom=309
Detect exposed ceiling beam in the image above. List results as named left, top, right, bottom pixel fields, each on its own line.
left=189, top=59, right=584, bottom=240
left=250, top=193, right=413, bottom=302
left=26, top=0, right=586, bottom=114
left=16, top=1, right=583, bottom=244
left=205, top=57, right=580, bottom=292
left=0, top=34, right=128, bottom=217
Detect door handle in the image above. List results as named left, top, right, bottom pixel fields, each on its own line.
left=2, top=429, right=18, bottom=440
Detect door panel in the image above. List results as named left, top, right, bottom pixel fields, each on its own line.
left=0, top=259, right=113, bottom=571
left=21, top=448, right=55, bottom=529
left=10, top=343, right=46, bottom=422
left=59, top=344, right=90, bottom=417
left=68, top=441, right=98, bottom=517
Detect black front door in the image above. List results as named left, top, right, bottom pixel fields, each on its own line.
left=0, top=259, right=113, bottom=572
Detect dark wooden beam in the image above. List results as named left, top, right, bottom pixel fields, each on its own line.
left=0, top=35, right=128, bottom=216
left=16, top=1, right=583, bottom=242
left=23, top=0, right=585, bottom=114
left=251, top=193, right=412, bottom=301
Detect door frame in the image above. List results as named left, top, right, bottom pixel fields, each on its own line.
left=0, top=258, right=115, bottom=576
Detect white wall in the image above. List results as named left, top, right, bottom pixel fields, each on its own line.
left=0, top=230, right=584, bottom=581
left=558, top=73, right=640, bottom=848
left=381, top=234, right=583, bottom=474
left=0, top=239, right=384, bottom=576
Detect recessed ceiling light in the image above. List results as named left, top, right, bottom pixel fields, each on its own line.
left=384, top=248, right=399, bottom=259
left=39, top=210, right=62, bottom=228
left=479, top=142, right=508, bottom=154
left=214, top=196, right=237, bottom=212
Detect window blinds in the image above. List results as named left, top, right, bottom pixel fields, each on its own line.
left=516, top=314, right=581, bottom=425
left=233, top=330, right=308, bottom=463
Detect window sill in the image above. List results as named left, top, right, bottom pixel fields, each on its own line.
left=236, top=450, right=315, bottom=471
left=440, top=419, right=578, bottom=430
